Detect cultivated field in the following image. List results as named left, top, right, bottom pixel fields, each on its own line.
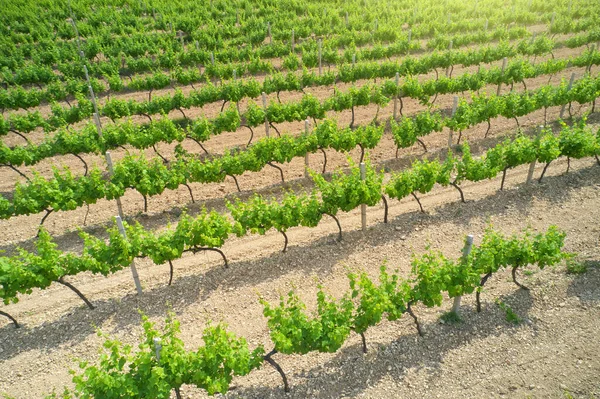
left=1, top=0, right=599, bottom=398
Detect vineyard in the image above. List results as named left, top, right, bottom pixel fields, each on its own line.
left=1, top=0, right=600, bottom=397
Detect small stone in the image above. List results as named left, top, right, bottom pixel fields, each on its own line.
left=529, top=385, right=535, bottom=390
left=400, top=235, right=407, bottom=240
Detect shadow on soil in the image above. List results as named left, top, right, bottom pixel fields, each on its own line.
left=565, top=260, right=600, bottom=305
left=222, top=288, right=534, bottom=399
left=0, top=160, right=596, bottom=364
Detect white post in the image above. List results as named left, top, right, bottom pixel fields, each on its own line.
left=451, top=235, right=474, bottom=315
left=210, top=52, right=215, bottom=65
left=115, top=215, right=143, bottom=295
left=262, top=92, right=270, bottom=137
left=446, top=41, right=453, bottom=77
left=360, top=163, right=367, bottom=232
left=70, top=18, right=141, bottom=297
left=291, top=29, right=295, bottom=53
left=408, top=29, right=412, bottom=42
left=267, top=22, right=271, bottom=44
left=497, top=57, right=507, bottom=96
left=195, top=41, right=199, bottom=50
left=304, top=119, right=310, bottom=178
left=526, top=160, right=536, bottom=183
left=449, top=96, right=458, bottom=148
left=485, top=19, right=488, bottom=31
left=393, top=72, right=400, bottom=119
left=587, top=44, right=596, bottom=73
left=345, top=12, right=349, bottom=25
left=318, top=39, right=322, bottom=76
left=559, top=73, right=576, bottom=118
left=550, top=13, right=555, bottom=29
left=447, top=14, right=451, bottom=25
left=105, top=152, right=125, bottom=218
left=153, top=337, right=162, bottom=362
left=374, top=18, right=378, bottom=32
left=530, top=32, right=537, bottom=45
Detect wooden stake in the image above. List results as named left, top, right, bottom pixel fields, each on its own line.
left=451, top=235, right=474, bottom=315
left=318, top=39, right=322, bottom=75
left=559, top=73, right=576, bottom=118
left=497, top=57, right=507, bottom=95
left=153, top=338, right=162, bottom=361
left=449, top=96, right=458, bottom=148
left=291, top=29, right=295, bottom=53
left=262, top=92, right=270, bottom=137
left=360, top=162, right=367, bottom=232
left=446, top=41, right=453, bottom=77
left=304, top=119, right=310, bottom=178
left=526, top=160, right=537, bottom=183
left=393, top=72, right=400, bottom=119
left=116, top=215, right=143, bottom=295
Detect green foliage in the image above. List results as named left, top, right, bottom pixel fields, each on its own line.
left=495, top=299, right=522, bottom=324
left=71, top=313, right=264, bottom=397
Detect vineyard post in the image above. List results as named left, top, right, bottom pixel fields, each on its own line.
left=304, top=119, right=310, bottom=178
left=262, top=92, right=270, bottom=137
left=451, top=235, right=474, bottom=315
left=115, top=216, right=143, bottom=295
left=393, top=72, right=400, bottom=119
left=374, top=18, right=378, bottom=32
left=210, top=52, right=215, bottom=65
left=291, top=29, right=295, bottom=53
left=449, top=96, right=458, bottom=148
left=236, top=10, right=239, bottom=24
left=360, top=162, right=367, bottom=232
left=318, top=39, right=322, bottom=76
left=195, top=41, right=199, bottom=50
left=153, top=338, right=162, bottom=361
left=177, top=31, right=184, bottom=48
left=267, top=22, right=272, bottom=44
left=485, top=19, right=488, bottom=31
left=447, top=14, right=451, bottom=25
left=71, top=16, right=131, bottom=225
left=550, top=13, right=555, bottom=29
left=105, top=152, right=125, bottom=218
left=345, top=11, right=349, bottom=26
left=530, top=32, right=537, bottom=45
left=446, top=41, right=453, bottom=77
left=497, top=57, right=507, bottom=96
left=526, top=159, right=537, bottom=184
left=587, top=44, right=596, bottom=73
left=352, top=53, right=356, bottom=67
left=559, top=72, right=576, bottom=118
